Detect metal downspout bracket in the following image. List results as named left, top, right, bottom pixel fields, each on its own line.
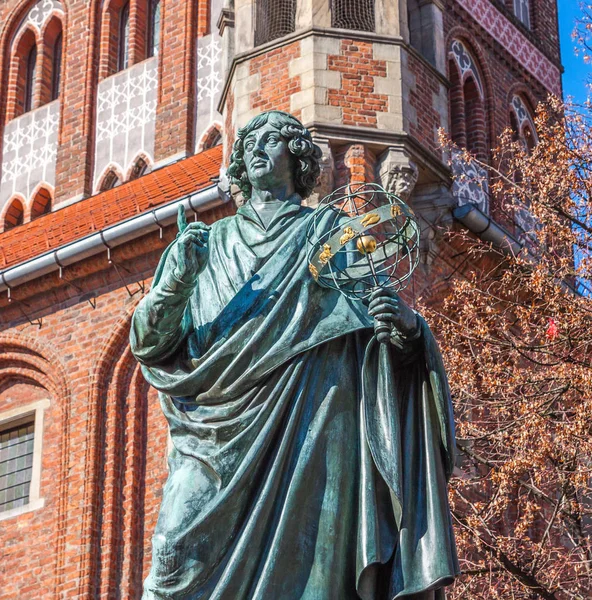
left=54, top=251, right=97, bottom=309
left=100, top=232, right=145, bottom=298
left=1, top=273, right=42, bottom=328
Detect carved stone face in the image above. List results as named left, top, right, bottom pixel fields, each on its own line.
left=243, top=123, right=294, bottom=192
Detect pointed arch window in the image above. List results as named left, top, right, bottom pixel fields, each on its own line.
left=4, top=199, right=25, bottom=230
left=101, top=170, right=122, bottom=191
left=129, top=157, right=149, bottom=180
left=24, top=45, right=37, bottom=113
left=449, top=40, right=490, bottom=213
left=118, top=2, right=130, bottom=72
left=51, top=33, right=62, bottom=101
left=148, top=0, right=161, bottom=58
left=31, top=188, right=52, bottom=219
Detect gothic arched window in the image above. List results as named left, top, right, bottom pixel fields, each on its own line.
left=30, top=187, right=52, bottom=219
left=118, top=2, right=130, bottom=71
left=129, top=157, right=149, bottom=180
left=148, top=0, right=161, bottom=57
left=448, top=40, right=490, bottom=213
left=4, top=198, right=25, bottom=230
left=24, top=45, right=37, bottom=113
left=51, top=33, right=62, bottom=101
left=101, top=169, right=122, bottom=191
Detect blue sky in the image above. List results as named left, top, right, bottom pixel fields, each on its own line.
left=558, top=2, right=591, bottom=102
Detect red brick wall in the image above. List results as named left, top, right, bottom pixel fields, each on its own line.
left=406, top=51, right=444, bottom=157
left=444, top=4, right=556, bottom=224
left=0, top=201, right=233, bottom=600
left=250, top=42, right=301, bottom=116
left=498, top=0, right=560, bottom=62
left=153, top=0, right=199, bottom=162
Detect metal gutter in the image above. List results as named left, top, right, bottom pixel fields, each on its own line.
left=0, top=184, right=226, bottom=294
left=453, top=203, right=523, bottom=256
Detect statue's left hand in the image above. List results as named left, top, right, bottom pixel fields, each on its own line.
left=368, top=288, right=419, bottom=344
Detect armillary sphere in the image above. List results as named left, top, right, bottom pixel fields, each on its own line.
left=306, top=182, right=420, bottom=301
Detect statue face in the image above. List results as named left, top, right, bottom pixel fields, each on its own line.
left=243, top=123, right=294, bottom=192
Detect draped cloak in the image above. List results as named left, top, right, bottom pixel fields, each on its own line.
left=130, top=199, right=460, bottom=600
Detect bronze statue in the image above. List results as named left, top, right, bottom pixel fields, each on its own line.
left=131, top=111, right=459, bottom=599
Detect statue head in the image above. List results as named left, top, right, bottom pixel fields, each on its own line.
left=228, top=111, right=322, bottom=200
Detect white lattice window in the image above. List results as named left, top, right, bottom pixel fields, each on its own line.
left=513, top=0, right=531, bottom=29
left=0, top=400, right=49, bottom=521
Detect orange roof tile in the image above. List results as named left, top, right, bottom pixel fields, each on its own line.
left=0, top=146, right=223, bottom=270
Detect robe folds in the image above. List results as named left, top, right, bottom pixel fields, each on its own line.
left=130, top=199, right=460, bottom=600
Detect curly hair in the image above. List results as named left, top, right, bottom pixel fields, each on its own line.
left=227, top=111, right=322, bottom=200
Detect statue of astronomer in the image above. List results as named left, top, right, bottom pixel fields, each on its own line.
left=130, top=111, right=459, bottom=600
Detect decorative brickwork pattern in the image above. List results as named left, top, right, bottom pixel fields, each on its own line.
left=250, top=43, right=301, bottom=115
left=327, top=40, right=387, bottom=127
left=0, top=101, right=59, bottom=211
left=451, top=148, right=490, bottom=213
left=93, top=57, right=158, bottom=191
left=454, top=0, right=561, bottom=96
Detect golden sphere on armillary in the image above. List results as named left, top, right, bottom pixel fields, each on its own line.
left=356, top=235, right=377, bottom=255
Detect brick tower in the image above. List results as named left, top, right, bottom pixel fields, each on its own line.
left=0, top=0, right=562, bottom=597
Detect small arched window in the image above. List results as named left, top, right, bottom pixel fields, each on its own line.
left=30, top=188, right=52, bottom=219
left=203, top=126, right=222, bottom=150
left=148, top=0, right=161, bottom=58
left=129, top=157, right=149, bottom=180
left=24, top=45, right=37, bottom=113
left=510, top=95, right=538, bottom=153
left=118, top=2, right=130, bottom=72
left=101, top=169, right=122, bottom=190
left=51, top=33, right=62, bottom=100
left=464, top=77, right=487, bottom=163
left=4, top=198, right=25, bottom=230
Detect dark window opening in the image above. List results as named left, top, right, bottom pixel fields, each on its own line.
left=332, top=0, right=375, bottom=32
left=4, top=199, right=25, bottom=230
left=51, top=33, right=62, bottom=101
left=118, top=2, right=130, bottom=71
left=24, top=45, right=37, bottom=113
left=148, top=0, right=161, bottom=57
left=255, top=0, right=296, bottom=46
left=130, top=158, right=149, bottom=180
left=31, top=188, right=52, bottom=218
left=513, top=0, right=531, bottom=29
left=101, top=170, right=122, bottom=190
left=202, top=126, right=222, bottom=150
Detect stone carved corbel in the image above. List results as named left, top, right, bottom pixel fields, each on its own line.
left=376, top=149, right=419, bottom=201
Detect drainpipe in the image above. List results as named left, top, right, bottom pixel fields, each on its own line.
left=453, top=203, right=523, bottom=256
left=0, top=184, right=226, bottom=294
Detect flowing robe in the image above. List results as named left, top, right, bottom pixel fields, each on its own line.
left=130, top=199, right=459, bottom=600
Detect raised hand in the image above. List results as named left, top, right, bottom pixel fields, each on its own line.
left=368, top=288, right=419, bottom=344
left=167, top=206, right=211, bottom=284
